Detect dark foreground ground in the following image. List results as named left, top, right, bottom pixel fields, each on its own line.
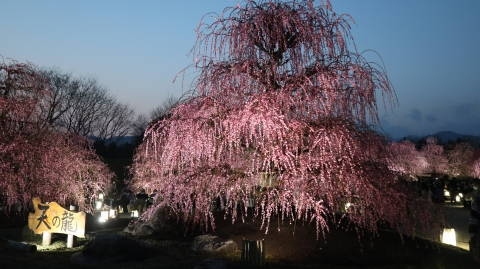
left=0, top=206, right=479, bottom=269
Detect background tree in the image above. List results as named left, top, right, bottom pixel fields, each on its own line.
left=473, top=159, right=480, bottom=179
left=131, top=0, right=436, bottom=237
left=472, top=149, right=480, bottom=179
left=0, top=62, right=49, bottom=132
left=421, top=137, right=448, bottom=176
left=0, top=60, right=113, bottom=212
left=387, top=140, right=428, bottom=178
left=42, top=69, right=134, bottom=139
left=446, top=142, right=474, bottom=178
left=131, top=94, right=189, bottom=138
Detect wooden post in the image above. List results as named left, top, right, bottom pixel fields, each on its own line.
left=42, top=232, right=51, bottom=246
left=66, top=205, right=76, bottom=248
left=241, top=239, right=265, bottom=267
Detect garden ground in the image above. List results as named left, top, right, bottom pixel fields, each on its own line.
left=0, top=205, right=478, bottom=269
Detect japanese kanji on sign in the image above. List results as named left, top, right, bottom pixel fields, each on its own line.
left=28, top=197, right=86, bottom=238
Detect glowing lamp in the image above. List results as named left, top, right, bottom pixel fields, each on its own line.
left=455, top=194, right=462, bottom=203
left=98, top=193, right=104, bottom=200
left=98, top=210, right=109, bottom=223
left=443, top=189, right=450, bottom=197
left=95, top=200, right=103, bottom=210
left=344, top=202, right=353, bottom=211
left=131, top=210, right=139, bottom=218
left=109, top=209, right=117, bottom=218
left=441, top=228, right=456, bottom=246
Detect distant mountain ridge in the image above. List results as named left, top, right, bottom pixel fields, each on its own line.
left=433, top=131, right=476, bottom=143
left=401, top=131, right=480, bottom=147
left=103, top=136, right=139, bottom=145
left=88, top=135, right=139, bottom=146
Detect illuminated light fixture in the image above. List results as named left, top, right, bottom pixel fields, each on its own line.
left=95, top=200, right=103, bottom=210
left=455, top=195, right=462, bottom=203
left=344, top=202, right=352, bottom=211
left=109, top=209, right=117, bottom=219
left=444, top=189, right=450, bottom=197
left=441, top=228, right=456, bottom=246
left=131, top=210, right=139, bottom=218
left=98, top=193, right=105, bottom=200
left=99, top=210, right=109, bottom=223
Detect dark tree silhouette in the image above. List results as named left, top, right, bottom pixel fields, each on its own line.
left=42, top=69, right=134, bottom=139
left=131, top=0, right=436, bottom=237
left=131, top=94, right=188, bottom=138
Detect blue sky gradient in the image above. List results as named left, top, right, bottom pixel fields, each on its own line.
left=1, top=0, right=479, bottom=139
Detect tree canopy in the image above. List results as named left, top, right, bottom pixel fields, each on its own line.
left=0, top=60, right=113, bottom=212
left=41, top=69, right=134, bottom=139
left=131, top=0, right=436, bottom=237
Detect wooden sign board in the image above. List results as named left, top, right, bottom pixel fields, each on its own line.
left=28, top=197, right=85, bottom=238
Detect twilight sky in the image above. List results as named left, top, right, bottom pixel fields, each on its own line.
left=1, top=0, right=479, bottom=139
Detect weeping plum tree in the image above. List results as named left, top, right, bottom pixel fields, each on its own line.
left=421, top=137, right=448, bottom=176
left=387, top=140, right=428, bottom=178
left=473, top=158, right=480, bottom=179
left=131, top=0, right=436, bottom=237
left=0, top=60, right=113, bottom=213
left=446, top=142, right=474, bottom=178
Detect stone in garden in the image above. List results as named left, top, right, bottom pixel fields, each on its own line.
left=192, top=234, right=238, bottom=254
left=123, top=207, right=183, bottom=238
